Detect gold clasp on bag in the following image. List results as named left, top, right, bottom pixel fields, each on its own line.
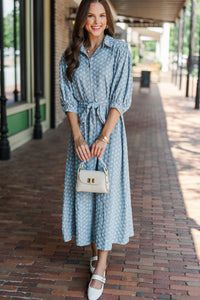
left=87, top=178, right=95, bottom=184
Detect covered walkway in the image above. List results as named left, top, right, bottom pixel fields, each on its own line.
left=0, top=76, right=200, bottom=299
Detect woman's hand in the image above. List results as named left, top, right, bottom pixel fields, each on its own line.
left=91, top=139, right=107, bottom=159
left=74, top=136, right=91, bottom=162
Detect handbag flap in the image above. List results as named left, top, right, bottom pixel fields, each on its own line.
left=78, top=170, right=106, bottom=185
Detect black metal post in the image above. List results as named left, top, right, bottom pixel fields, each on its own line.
left=33, top=0, right=42, bottom=139
left=33, top=89, right=42, bottom=139
left=0, top=0, right=11, bottom=160
left=20, top=0, right=27, bottom=102
left=195, top=58, right=200, bottom=109
left=186, top=0, right=195, bottom=97
left=179, top=7, right=186, bottom=90
left=50, top=0, right=56, bottom=129
left=175, top=17, right=181, bottom=86
left=13, top=0, right=19, bottom=102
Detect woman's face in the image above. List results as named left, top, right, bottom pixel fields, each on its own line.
left=85, top=2, right=107, bottom=39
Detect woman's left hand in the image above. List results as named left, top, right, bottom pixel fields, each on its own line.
left=91, top=139, right=107, bottom=158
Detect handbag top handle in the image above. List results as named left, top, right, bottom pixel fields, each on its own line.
left=78, top=158, right=108, bottom=175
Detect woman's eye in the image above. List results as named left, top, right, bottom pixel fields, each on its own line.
left=87, top=14, right=106, bottom=18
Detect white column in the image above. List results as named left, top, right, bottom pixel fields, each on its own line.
left=127, top=27, right=132, bottom=44
left=156, top=41, right=160, bottom=60
left=160, top=23, right=170, bottom=72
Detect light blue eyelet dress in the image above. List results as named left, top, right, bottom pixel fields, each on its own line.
left=59, top=34, right=134, bottom=251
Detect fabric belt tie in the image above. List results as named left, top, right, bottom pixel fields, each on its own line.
left=79, top=102, right=107, bottom=125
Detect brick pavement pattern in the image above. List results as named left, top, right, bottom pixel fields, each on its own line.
left=0, top=81, right=200, bottom=299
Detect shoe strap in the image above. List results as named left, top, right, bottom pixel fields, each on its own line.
left=90, top=256, right=98, bottom=274
left=90, top=256, right=98, bottom=263
left=91, top=274, right=106, bottom=284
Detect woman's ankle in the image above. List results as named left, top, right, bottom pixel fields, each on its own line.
left=94, top=264, right=107, bottom=275
left=91, top=242, right=98, bottom=257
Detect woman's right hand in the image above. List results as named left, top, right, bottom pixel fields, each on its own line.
left=74, top=136, right=91, bottom=162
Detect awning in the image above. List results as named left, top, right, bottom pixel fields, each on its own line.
left=110, top=0, right=190, bottom=25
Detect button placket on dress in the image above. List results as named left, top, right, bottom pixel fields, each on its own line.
left=87, top=56, right=96, bottom=146
left=79, top=50, right=108, bottom=147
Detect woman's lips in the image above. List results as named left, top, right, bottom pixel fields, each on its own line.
left=91, top=26, right=101, bottom=31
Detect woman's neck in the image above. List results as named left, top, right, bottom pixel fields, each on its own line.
left=88, top=33, right=105, bottom=49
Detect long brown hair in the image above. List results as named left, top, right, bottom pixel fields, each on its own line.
left=64, top=0, right=115, bottom=82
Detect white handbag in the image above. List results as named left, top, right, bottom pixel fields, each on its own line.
left=76, top=158, right=109, bottom=194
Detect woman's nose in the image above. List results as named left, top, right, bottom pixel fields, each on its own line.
left=94, top=16, right=100, bottom=24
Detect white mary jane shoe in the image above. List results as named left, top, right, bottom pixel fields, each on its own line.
left=89, top=256, right=98, bottom=274
left=88, top=273, right=106, bottom=300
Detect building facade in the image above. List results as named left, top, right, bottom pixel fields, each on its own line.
left=0, top=0, right=121, bottom=159
left=0, top=0, right=80, bottom=158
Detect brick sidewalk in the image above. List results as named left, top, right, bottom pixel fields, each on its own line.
left=0, top=79, right=200, bottom=299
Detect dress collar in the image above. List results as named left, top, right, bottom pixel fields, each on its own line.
left=102, top=34, right=114, bottom=48
left=80, top=34, right=114, bottom=55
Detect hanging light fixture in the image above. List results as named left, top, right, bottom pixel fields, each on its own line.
left=65, top=7, right=77, bottom=31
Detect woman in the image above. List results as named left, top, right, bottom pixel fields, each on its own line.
left=59, top=0, right=134, bottom=298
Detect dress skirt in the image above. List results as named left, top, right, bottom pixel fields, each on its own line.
left=62, top=111, right=134, bottom=251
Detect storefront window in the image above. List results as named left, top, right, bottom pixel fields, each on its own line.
left=33, top=0, right=44, bottom=98
left=3, top=0, right=26, bottom=105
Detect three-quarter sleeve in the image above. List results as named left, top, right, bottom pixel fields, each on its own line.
left=59, top=54, right=78, bottom=114
left=110, top=43, right=133, bottom=115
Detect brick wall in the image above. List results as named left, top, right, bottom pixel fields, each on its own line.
left=55, top=0, right=78, bottom=127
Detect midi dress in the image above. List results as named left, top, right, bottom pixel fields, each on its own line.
left=59, top=34, right=134, bottom=251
